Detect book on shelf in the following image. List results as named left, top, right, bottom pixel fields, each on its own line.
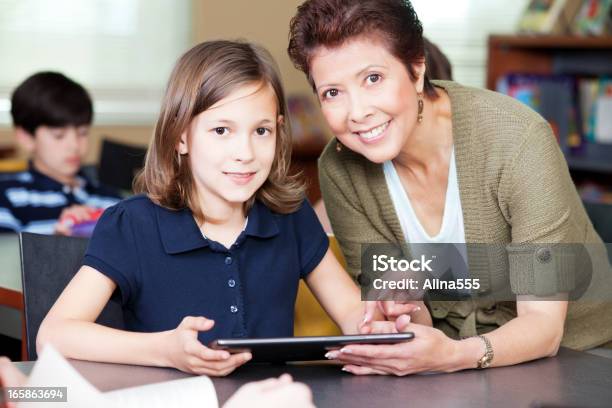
left=572, top=0, right=612, bottom=35
left=496, top=73, right=582, bottom=151
left=517, top=0, right=581, bottom=34
left=578, top=77, right=612, bottom=143
left=517, top=0, right=612, bottom=35
left=578, top=181, right=612, bottom=204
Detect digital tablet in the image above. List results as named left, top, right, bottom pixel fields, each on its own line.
left=209, top=333, right=414, bottom=363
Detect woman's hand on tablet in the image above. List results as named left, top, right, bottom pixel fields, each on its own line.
left=165, top=316, right=251, bottom=376
left=333, top=315, right=459, bottom=376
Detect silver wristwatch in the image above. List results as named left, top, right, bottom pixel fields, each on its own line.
left=476, top=335, right=493, bottom=369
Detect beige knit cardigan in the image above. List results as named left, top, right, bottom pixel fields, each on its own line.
left=319, top=80, right=612, bottom=350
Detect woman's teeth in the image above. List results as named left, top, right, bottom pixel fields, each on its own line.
left=359, top=121, right=389, bottom=140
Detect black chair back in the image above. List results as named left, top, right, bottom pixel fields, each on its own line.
left=19, top=232, right=124, bottom=360
left=98, top=138, right=146, bottom=192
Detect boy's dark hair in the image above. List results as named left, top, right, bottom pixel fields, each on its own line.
left=10, top=72, right=93, bottom=135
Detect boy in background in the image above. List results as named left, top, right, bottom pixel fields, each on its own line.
left=0, top=72, right=120, bottom=235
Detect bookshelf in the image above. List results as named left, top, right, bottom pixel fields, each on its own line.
left=486, top=35, right=612, bottom=201
left=487, top=35, right=612, bottom=90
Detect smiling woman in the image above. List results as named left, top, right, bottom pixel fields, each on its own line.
left=288, top=0, right=612, bottom=376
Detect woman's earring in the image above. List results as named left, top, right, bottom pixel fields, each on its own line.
left=336, top=140, right=342, bottom=152
left=417, top=92, right=424, bottom=124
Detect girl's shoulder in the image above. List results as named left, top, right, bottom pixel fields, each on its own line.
left=105, top=193, right=155, bottom=212
left=258, top=198, right=320, bottom=232
left=100, top=194, right=159, bottom=226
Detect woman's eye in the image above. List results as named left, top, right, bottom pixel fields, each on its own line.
left=366, top=74, right=381, bottom=84
left=214, top=127, right=228, bottom=135
left=323, top=88, right=339, bottom=99
left=256, top=127, right=271, bottom=136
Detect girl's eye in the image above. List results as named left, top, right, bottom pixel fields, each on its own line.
left=366, top=74, right=381, bottom=84
left=256, top=127, right=271, bottom=136
left=322, top=88, right=339, bottom=99
left=214, top=127, right=228, bottom=135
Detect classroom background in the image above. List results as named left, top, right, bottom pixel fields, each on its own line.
left=1, top=0, right=611, bottom=362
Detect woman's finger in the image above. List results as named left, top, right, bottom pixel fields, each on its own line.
left=340, top=343, right=405, bottom=359
left=368, top=320, right=399, bottom=334
left=380, top=301, right=421, bottom=317
left=332, top=353, right=388, bottom=367
left=342, top=364, right=389, bottom=376
left=362, top=301, right=378, bottom=325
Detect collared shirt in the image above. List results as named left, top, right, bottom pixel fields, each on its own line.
left=83, top=194, right=329, bottom=344
left=0, top=164, right=121, bottom=234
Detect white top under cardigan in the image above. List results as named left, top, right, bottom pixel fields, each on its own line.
left=383, top=149, right=469, bottom=281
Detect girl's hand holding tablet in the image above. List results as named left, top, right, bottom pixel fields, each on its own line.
left=165, top=316, right=251, bottom=376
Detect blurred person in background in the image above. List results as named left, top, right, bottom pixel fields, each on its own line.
left=0, top=72, right=120, bottom=236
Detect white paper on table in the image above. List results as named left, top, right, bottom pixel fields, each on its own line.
left=17, top=346, right=218, bottom=408
left=106, top=376, right=218, bottom=408
left=595, top=96, right=612, bottom=143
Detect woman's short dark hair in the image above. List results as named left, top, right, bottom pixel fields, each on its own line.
left=10, top=72, right=93, bottom=135
left=288, top=0, right=438, bottom=99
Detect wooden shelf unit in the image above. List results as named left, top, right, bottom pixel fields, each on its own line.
left=487, top=35, right=612, bottom=90
left=486, top=35, right=612, bottom=179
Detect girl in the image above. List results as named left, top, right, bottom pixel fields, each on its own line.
left=36, top=40, right=402, bottom=376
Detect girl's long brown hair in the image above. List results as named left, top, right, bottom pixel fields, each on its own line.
left=134, top=40, right=304, bottom=224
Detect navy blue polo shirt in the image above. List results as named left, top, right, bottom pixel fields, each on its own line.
left=83, top=194, right=329, bottom=345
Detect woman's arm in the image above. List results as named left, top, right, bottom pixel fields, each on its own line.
left=329, top=297, right=567, bottom=375
left=37, top=266, right=250, bottom=375
left=448, top=297, right=567, bottom=370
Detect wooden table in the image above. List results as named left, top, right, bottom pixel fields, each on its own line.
left=15, top=348, right=612, bottom=407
